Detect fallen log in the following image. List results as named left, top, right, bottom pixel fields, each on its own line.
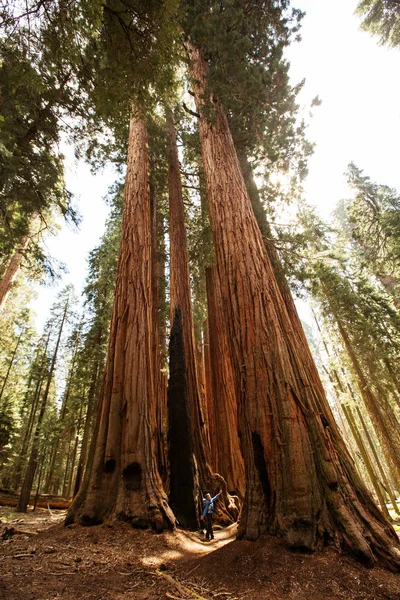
left=0, top=490, right=70, bottom=510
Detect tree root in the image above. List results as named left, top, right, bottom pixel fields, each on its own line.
left=156, top=569, right=209, bottom=600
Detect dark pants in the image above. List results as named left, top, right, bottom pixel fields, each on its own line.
left=205, top=513, right=214, bottom=539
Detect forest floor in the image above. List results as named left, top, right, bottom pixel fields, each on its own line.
left=0, top=506, right=400, bottom=600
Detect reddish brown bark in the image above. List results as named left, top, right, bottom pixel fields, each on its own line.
left=206, top=265, right=245, bottom=498
left=150, top=178, right=168, bottom=485
left=0, top=236, right=29, bottom=311
left=166, top=108, right=212, bottom=527
left=66, top=113, right=175, bottom=531
left=188, top=43, right=400, bottom=569
left=203, top=319, right=216, bottom=470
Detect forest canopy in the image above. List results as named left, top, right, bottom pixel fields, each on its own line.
left=1, top=0, right=400, bottom=587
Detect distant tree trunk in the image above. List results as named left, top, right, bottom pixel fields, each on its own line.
left=0, top=331, right=23, bottom=405
left=206, top=265, right=245, bottom=498
left=66, top=112, right=175, bottom=531
left=65, top=396, right=84, bottom=498
left=377, top=274, right=400, bottom=311
left=354, top=405, right=400, bottom=515
left=333, top=313, right=400, bottom=488
left=73, top=353, right=102, bottom=497
left=150, top=176, right=168, bottom=485
left=188, top=43, right=400, bottom=569
left=341, top=403, right=390, bottom=520
left=166, top=107, right=206, bottom=528
left=382, top=358, right=400, bottom=412
left=12, top=333, right=51, bottom=490
left=45, top=332, right=80, bottom=493
left=203, top=319, right=216, bottom=470
left=32, top=452, right=46, bottom=512
left=0, top=236, right=30, bottom=311
left=17, top=302, right=68, bottom=512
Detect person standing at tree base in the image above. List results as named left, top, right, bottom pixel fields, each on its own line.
left=201, top=489, right=222, bottom=541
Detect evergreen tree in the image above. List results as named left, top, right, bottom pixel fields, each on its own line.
left=344, top=163, right=400, bottom=308
left=187, top=36, right=400, bottom=568
left=357, top=0, right=400, bottom=47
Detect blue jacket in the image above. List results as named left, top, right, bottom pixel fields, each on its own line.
left=202, top=492, right=220, bottom=517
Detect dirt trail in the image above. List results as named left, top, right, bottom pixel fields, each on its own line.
left=1, top=507, right=400, bottom=600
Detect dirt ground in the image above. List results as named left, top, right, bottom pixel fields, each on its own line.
left=1, top=506, right=400, bottom=600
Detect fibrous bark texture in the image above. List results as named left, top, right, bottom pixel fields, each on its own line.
left=206, top=265, right=245, bottom=498
left=0, top=235, right=29, bottom=311
left=150, top=180, right=168, bottom=485
left=188, top=43, right=400, bottom=570
left=66, top=114, right=175, bottom=532
left=166, top=108, right=214, bottom=507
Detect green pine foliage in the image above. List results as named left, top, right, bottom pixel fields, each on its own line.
left=344, top=163, right=400, bottom=301
left=0, top=41, right=78, bottom=266
left=356, top=0, right=400, bottom=47
left=276, top=204, right=400, bottom=423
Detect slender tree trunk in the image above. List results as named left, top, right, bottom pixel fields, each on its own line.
left=73, top=355, right=102, bottom=497
left=203, top=318, right=216, bottom=470
left=66, top=112, right=175, bottom=531
left=0, top=331, right=23, bottom=405
left=341, top=403, right=390, bottom=520
left=188, top=43, right=400, bottom=569
left=33, top=453, right=46, bottom=512
left=355, top=405, right=400, bottom=515
left=45, top=333, right=80, bottom=493
left=383, top=358, right=400, bottom=412
left=13, top=376, right=45, bottom=488
left=17, top=303, right=68, bottom=512
left=150, top=176, right=168, bottom=485
left=0, top=236, right=30, bottom=311
left=333, top=314, right=400, bottom=488
left=377, top=274, right=400, bottom=311
left=206, top=265, right=245, bottom=497
left=166, top=107, right=207, bottom=528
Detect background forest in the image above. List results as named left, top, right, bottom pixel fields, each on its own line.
left=1, top=0, right=400, bottom=586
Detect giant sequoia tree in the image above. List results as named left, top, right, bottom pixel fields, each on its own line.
left=188, top=43, right=400, bottom=569
left=166, top=108, right=207, bottom=528
left=67, top=113, right=175, bottom=529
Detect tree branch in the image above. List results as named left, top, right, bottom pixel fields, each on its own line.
left=182, top=102, right=200, bottom=119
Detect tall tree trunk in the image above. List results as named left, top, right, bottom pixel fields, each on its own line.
left=17, top=302, right=68, bottom=512
left=238, top=152, right=327, bottom=403
left=66, top=112, right=175, bottom=531
left=12, top=333, right=51, bottom=490
left=377, top=274, right=400, bottom=311
left=203, top=318, right=216, bottom=470
left=355, top=405, right=400, bottom=515
left=188, top=43, right=400, bottom=569
left=45, top=332, right=80, bottom=493
left=341, top=403, right=390, bottom=520
left=73, top=354, right=102, bottom=497
left=65, top=396, right=84, bottom=498
left=0, top=236, right=30, bottom=311
left=166, top=107, right=207, bottom=528
left=150, top=176, right=168, bottom=485
left=0, top=331, right=23, bottom=404
left=206, top=265, right=245, bottom=497
left=332, top=313, right=400, bottom=488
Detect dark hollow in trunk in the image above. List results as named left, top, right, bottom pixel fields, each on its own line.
left=167, top=307, right=199, bottom=529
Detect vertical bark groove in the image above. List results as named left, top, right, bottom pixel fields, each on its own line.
left=188, top=42, right=400, bottom=570
left=66, top=112, right=175, bottom=532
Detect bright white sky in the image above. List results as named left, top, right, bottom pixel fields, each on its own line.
left=30, top=0, right=400, bottom=331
